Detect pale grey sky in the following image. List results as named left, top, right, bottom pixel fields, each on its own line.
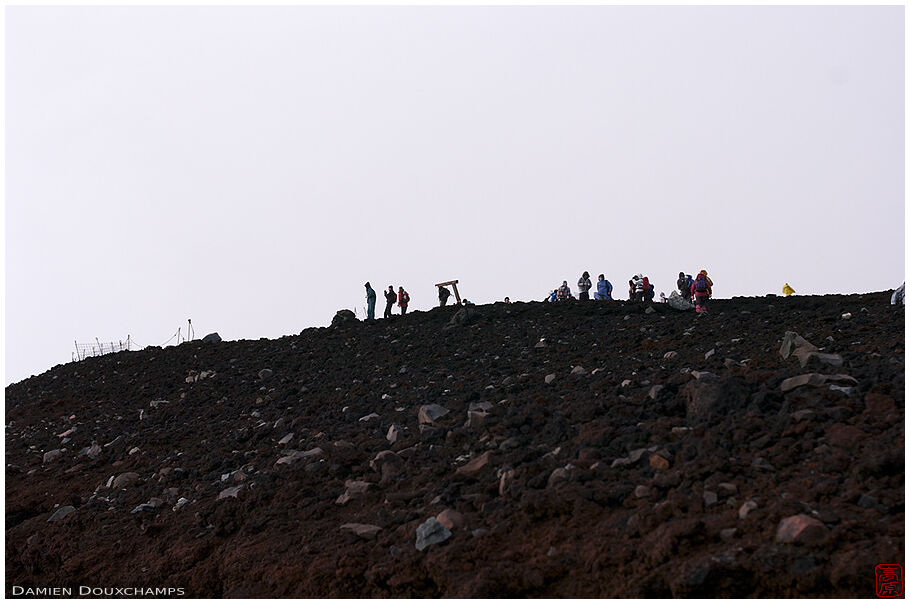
left=5, top=5, right=905, bottom=384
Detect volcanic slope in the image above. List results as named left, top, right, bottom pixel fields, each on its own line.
left=5, top=293, right=904, bottom=597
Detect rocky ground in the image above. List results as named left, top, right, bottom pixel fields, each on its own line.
left=5, top=293, right=904, bottom=597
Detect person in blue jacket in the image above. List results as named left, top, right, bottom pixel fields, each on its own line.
left=595, top=274, right=613, bottom=300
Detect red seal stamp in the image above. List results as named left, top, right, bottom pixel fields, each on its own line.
left=876, top=564, right=903, bottom=598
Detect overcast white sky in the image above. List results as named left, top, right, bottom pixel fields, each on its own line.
left=5, top=5, right=905, bottom=384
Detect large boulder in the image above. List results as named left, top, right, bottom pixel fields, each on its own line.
left=201, top=332, right=222, bottom=344
left=779, top=331, right=818, bottom=360
left=681, top=375, right=748, bottom=420
left=449, top=306, right=480, bottom=327
left=667, top=291, right=694, bottom=311
left=331, top=310, right=358, bottom=327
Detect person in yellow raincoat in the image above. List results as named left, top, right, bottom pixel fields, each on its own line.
left=782, top=283, right=795, bottom=296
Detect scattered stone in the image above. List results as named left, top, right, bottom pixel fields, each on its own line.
left=436, top=508, right=465, bottom=530
left=464, top=410, right=487, bottom=430
left=276, top=447, right=324, bottom=465
left=570, top=366, right=587, bottom=375
left=370, top=450, right=405, bottom=482
left=112, top=472, right=140, bottom=489
left=340, top=523, right=382, bottom=539
left=796, top=351, right=844, bottom=368
left=455, top=451, right=492, bottom=479
left=671, top=426, right=692, bottom=435
left=720, top=528, right=737, bottom=541
left=690, top=371, right=716, bottom=380
left=129, top=447, right=141, bottom=456
left=418, top=404, right=449, bottom=425
left=648, top=385, right=665, bottom=400
left=547, top=466, right=572, bottom=488
left=217, top=486, right=243, bottom=500
left=534, top=339, right=547, bottom=349
left=704, top=349, right=715, bottom=360
left=173, top=497, right=190, bottom=511
left=43, top=449, right=63, bottom=463
left=841, top=312, right=852, bottom=320
left=104, top=435, right=124, bottom=448
left=336, top=480, right=374, bottom=504
left=621, top=379, right=633, bottom=388
left=723, top=358, right=739, bottom=368
left=84, top=443, right=102, bottom=459
left=663, top=351, right=679, bottom=360
left=775, top=514, right=827, bottom=544
left=682, top=375, right=748, bottom=420
left=131, top=503, right=157, bottom=514
left=792, top=410, right=815, bottom=422
left=828, top=385, right=856, bottom=395
left=739, top=501, right=758, bottom=519
left=47, top=506, right=76, bottom=523
left=780, top=373, right=858, bottom=393
left=779, top=331, right=818, bottom=359
left=634, top=485, right=650, bottom=499
left=415, top=517, right=452, bottom=551
left=278, top=433, right=294, bottom=446
left=359, top=413, right=380, bottom=422
left=649, top=454, right=670, bottom=471
left=258, top=369, right=273, bottom=380
left=386, top=424, right=403, bottom=444
left=717, top=483, right=738, bottom=495
left=545, top=373, right=557, bottom=385
left=703, top=490, right=718, bottom=507
left=499, top=468, right=515, bottom=497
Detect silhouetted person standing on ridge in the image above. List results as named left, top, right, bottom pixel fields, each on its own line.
left=364, top=282, right=376, bottom=320
left=438, top=285, right=451, bottom=307
left=398, top=286, right=410, bottom=315
left=577, top=272, right=592, bottom=301
left=384, top=286, right=397, bottom=318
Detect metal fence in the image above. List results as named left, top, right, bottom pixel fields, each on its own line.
left=73, top=337, right=132, bottom=362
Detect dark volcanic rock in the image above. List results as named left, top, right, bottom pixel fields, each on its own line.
left=3, top=292, right=903, bottom=598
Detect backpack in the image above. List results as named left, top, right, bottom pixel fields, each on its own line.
left=694, top=276, right=708, bottom=293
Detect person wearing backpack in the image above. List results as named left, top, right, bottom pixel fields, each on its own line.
left=557, top=281, right=571, bottom=301
left=677, top=272, right=691, bottom=301
left=632, top=275, right=645, bottom=301
left=595, top=274, right=613, bottom=300
left=383, top=286, right=397, bottom=318
left=438, top=285, right=451, bottom=307
left=365, top=282, right=377, bottom=320
left=691, top=270, right=712, bottom=313
left=577, top=272, right=592, bottom=301
left=641, top=275, right=652, bottom=302
left=398, top=287, right=410, bottom=314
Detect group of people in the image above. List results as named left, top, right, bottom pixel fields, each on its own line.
left=365, top=268, right=714, bottom=319
left=677, top=270, right=713, bottom=312
left=548, top=272, right=614, bottom=302
left=546, top=269, right=714, bottom=312
left=364, top=283, right=410, bottom=320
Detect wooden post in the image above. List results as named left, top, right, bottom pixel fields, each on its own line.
left=434, top=280, right=461, bottom=305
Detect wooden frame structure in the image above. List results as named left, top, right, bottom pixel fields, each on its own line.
left=434, top=280, right=461, bottom=305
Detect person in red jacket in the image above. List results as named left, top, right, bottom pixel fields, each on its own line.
left=398, top=287, right=410, bottom=315
left=691, top=270, right=712, bottom=313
